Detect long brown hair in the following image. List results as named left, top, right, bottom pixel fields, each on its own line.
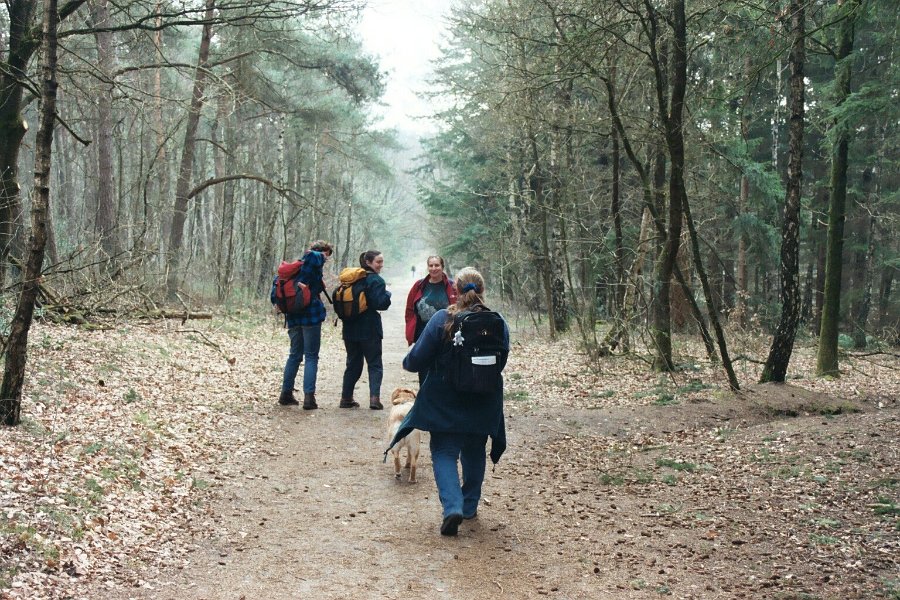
left=443, top=267, right=486, bottom=339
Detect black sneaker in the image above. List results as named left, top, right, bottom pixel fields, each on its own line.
left=440, top=513, right=463, bottom=536
left=463, top=511, right=477, bottom=520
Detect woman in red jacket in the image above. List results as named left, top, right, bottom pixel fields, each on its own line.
left=405, top=256, right=457, bottom=383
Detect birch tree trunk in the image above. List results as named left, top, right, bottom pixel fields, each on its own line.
left=762, top=0, right=806, bottom=383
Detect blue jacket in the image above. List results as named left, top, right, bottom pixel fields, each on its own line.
left=270, top=250, right=328, bottom=328
left=387, top=308, right=510, bottom=464
left=341, top=271, right=391, bottom=341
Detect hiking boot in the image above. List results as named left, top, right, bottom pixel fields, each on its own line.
left=278, top=391, right=299, bottom=406
left=369, top=395, right=383, bottom=410
left=302, top=392, right=318, bottom=410
left=338, top=397, right=359, bottom=408
left=440, top=513, right=463, bottom=536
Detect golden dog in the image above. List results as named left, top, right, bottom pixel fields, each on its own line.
left=388, top=387, right=421, bottom=483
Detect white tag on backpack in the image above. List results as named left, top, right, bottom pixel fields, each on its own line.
left=471, top=355, right=497, bottom=365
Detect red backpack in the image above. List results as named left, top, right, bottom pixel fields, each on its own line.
left=272, top=260, right=312, bottom=315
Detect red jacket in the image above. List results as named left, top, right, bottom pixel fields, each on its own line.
left=405, top=274, right=457, bottom=345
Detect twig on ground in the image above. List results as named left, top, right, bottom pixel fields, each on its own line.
left=732, top=354, right=766, bottom=365
left=175, top=328, right=234, bottom=363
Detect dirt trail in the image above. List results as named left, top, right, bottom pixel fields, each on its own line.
left=108, top=279, right=899, bottom=600
left=140, top=279, right=587, bottom=600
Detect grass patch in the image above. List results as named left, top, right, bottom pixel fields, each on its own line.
left=598, top=472, right=626, bottom=486
left=809, top=534, right=841, bottom=546
left=676, top=382, right=714, bottom=394
left=633, top=469, right=654, bottom=484
left=812, top=517, right=841, bottom=528
left=653, top=393, right=678, bottom=406
left=872, top=498, right=899, bottom=516
left=772, top=465, right=803, bottom=479
left=656, top=458, right=696, bottom=472
left=545, top=378, right=572, bottom=388
left=871, top=477, right=899, bottom=490
left=506, top=390, right=529, bottom=402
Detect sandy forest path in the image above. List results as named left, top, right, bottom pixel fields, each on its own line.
left=137, top=278, right=587, bottom=600
left=76, top=275, right=898, bottom=600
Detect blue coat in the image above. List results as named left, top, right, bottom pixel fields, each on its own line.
left=386, top=308, right=510, bottom=464
left=270, top=250, right=328, bottom=328
left=341, top=271, right=391, bottom=341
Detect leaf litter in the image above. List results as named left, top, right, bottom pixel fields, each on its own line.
left=0, top=314, right=898, bottom=599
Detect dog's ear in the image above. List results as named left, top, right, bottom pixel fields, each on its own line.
left=390, top=388, right=401, bottom=402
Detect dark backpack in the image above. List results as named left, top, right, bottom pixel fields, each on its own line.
left=272, top=260, right=312, bottom=315
left=445, top=307, right=508, bottom=394
left=332, top=267, right=369, bottom=320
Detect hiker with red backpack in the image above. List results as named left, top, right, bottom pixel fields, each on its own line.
left=270, top=240, right=333, bottom=409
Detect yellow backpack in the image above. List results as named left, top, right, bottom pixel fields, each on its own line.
left=332, top=267, right=369, bottom=320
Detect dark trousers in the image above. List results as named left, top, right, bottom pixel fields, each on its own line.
left=341, top=338, right=383, bottom=398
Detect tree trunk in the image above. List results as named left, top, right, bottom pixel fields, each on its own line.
left=602, top=64, right=713, bottom=361
left=851, top=214, right=876, bottom=349
left=165, top=0, right=214, bottom=300
left=91, top=0, right=120, bottom=268
left=611, top=121, right=625, bottom=318
left=816, top=0, right=861, bottom=377
left=1, top=0, right=60, bottom=426
left=761, top=0, right=805, bottom=383
left=0, top=1, right=38, bottom=289
left=683, top=199, right=740, bottom=390
left=734, top=55, right=753, bottom=326
left=652, top=4, right=686, bottom=372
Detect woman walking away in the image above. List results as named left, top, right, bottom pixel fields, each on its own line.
left=404, top=256, right=457, bottom=384
left=388, top=267, right=510, bottom=536
left=339, top=250, right=392, bottom=410
left=271, top=240, right=333, bottom=410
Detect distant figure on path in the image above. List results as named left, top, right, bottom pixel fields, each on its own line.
left=389, top=267, right=510, bottom=536
left=271, top=240, right=333, bottom=409
left=405, top=255, right=457, bottom=384
left=338, top=250, right=392, bottom=410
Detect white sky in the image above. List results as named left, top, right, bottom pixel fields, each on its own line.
left=357, top=0, right=453, bottom=136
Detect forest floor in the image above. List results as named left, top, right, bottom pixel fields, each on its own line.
left=1, top=278, right=899, bottom=600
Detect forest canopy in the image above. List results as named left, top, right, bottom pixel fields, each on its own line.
left=1, top=0, right=898, bottom=425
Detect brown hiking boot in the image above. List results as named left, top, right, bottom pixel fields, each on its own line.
left=338, top=397, right=359, bottom=408
left=302, top=392, right=318, bottom=410
left=369, top=395, right=383, bottom=410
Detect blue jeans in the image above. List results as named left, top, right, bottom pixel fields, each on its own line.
left=341, top=338, right=383, bottom=398
left=281, top=324, right=322, bottom=394
left=430, top=432, right=488, bottom=519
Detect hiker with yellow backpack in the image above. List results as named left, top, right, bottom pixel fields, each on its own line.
left=334, top=250, right=392, bottom=410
